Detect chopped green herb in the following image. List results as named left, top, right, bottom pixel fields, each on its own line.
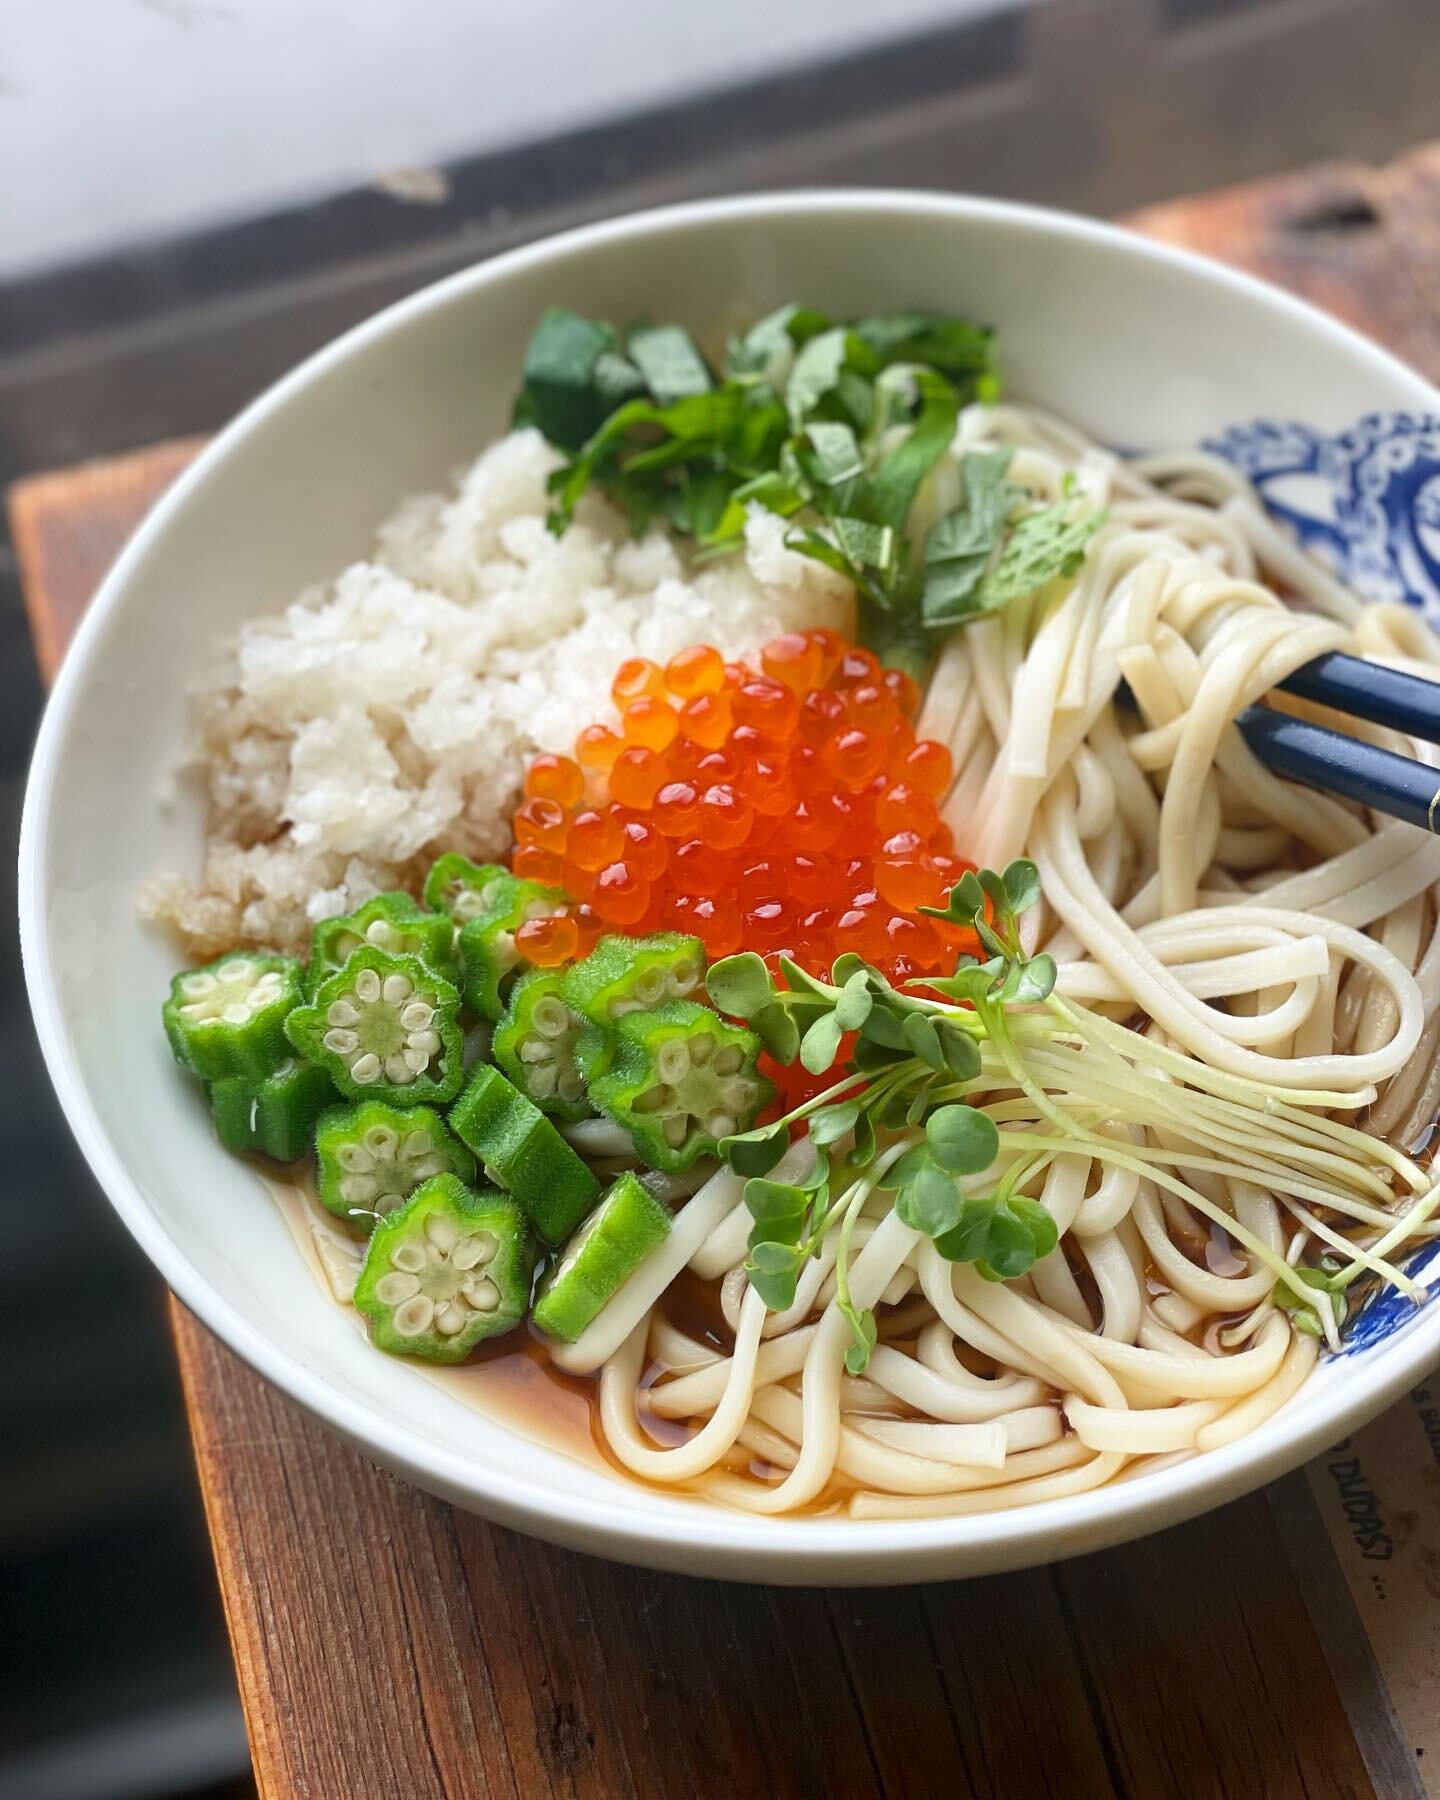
left=514, top=302, right=1106, bottom=677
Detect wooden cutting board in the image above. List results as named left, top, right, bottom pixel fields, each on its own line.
left=12, top=142, right=1440, bottom=1800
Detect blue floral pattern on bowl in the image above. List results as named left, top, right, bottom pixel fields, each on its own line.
left=1209, top=412, right=1440, bottom=1354
left=1206, top=413, right=1440, bottom=622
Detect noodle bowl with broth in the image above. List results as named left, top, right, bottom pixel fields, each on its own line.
left=544, top=404, right=1440, bottom=1519
left=32, top=199, right=1440, bottom=1570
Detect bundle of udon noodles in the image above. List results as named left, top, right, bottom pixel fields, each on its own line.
left=556, top=403, right=1440, bottom=1518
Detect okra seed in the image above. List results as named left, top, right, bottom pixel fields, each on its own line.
left=465, top=1278, right=500, bottom=1314
left=375, top=1192, right=405, bottom=1215
left=180, top=961, right=284, bottom=1025
left=340, top=1174, right=377, bottom=1205
left=436, top=1302, right=468, bottom=1336
left=612, top=998, right=645, bottom=1017
left=400, top=1131, right=432, bottom=1159
left=425, top=1213, right=460, bottom=1254
left=528, top=1064, right=558, bottom=1098
left=367, top=1126, right=400, bottom=1156
left=633, top=1084, right=673, bottom=1114
left=662, top=1115, right=689, bottom=1148
left=381, top=974, right=413, bottom=1006
left=452, top=1232, right=496, bottom=1270
left=336, top=932, right=364, bottom=960
left=394, top=1295, right=436, bottom=1336
left=365, top=920, right=398, bottom=948
left=324, top=1028, right=359, bottom=1054
left=407, top=1029, right=441, bottom=1057
left=688, top=1034, right=714, bottom=1067
left=706, top=1111, right=737, bottom=1139
left=354, top=970, right=381, bottom=1003
left=351, top=1052, right=382, bottom=1085
left=375, top=1271, right=420, bottom=1305
left=411, top=1157, right=444, bottom=1179
left=387, top=1052, right=416, bottom=1084
left=714, top=1046, right=743, bottom=1075
left=400, top=1001, right=434, bottom=1031
left=669, top=961, right=700, bottom=995
left=337, top=1144, right=375, bottom=1173
left=391, top=1243, right=427, bottom=1274
left=518, top=1037, right=550, bottom=1065
left=531, top=997, right=570, bottom=1038
left=658, top=1040, right=691, bottom=1083
left=328, top=1000, right=361, bottom=1027
left=636, top=968, right=668, bottom=1006
left=559, top=1070, right=586, bottom=1102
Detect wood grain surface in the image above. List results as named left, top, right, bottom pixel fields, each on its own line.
left=13, top=142, right=1440, bottom=1800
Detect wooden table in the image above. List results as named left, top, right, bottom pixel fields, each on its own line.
left=13, top=144, right=1440, bottom=1800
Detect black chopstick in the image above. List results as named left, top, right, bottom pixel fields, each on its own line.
left=1236, top=705, right=1440, bottom=835
left=1276, top=651, right=1440, bottom=748
left=1115, top=650, right=1440, bottom=834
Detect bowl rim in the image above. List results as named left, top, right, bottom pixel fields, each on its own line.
left=20, top=186, right=1440, bottom=1581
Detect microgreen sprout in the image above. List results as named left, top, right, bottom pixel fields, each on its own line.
left=709, top=861, right=1434, bottom=1361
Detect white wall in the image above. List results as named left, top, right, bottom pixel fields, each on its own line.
left=0, top=0, right=1008, bottom=278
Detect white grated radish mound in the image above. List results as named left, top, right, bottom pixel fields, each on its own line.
left=141, top=429, right=855, bottom=958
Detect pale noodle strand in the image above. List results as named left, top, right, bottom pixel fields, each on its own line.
left=578, top=406, right=1440, bottom=1519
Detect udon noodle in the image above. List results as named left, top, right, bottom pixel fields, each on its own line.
left=554, top=402, right=1440, bottom=1517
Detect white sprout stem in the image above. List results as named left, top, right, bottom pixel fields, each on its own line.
left=1009, top=1129, right=1421, bottom=1312
left=1322, top=1180, right=1440, bottom=1294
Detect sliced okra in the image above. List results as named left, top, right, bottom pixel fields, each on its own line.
left=423, top=854, right=514, bottom=923
left=284, top=947, right=464, bottom=1103
left=163, top=951, right=306, bottom=1082
left=207, top=1056, right=335, bottom=1163
left=309, top=891, right=458, bottom=989
left=315, top=1099, right=477, bottom=1230
left=492, top=970, right=591, bottom=1123
left=449, top=1063, right=599, bottom=1246
left=458, top=879, right=570, bottom=1022
left=565, top=933, right=706, bottom=1055
left=588, top=1001, right=773, bottom=1174
left=354, top=1174, right=536, bottom=1361
left=532, top=1172, right=671, bottom=1342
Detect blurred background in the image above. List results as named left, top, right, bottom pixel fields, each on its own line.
left=3, top=0, right=1438, bottom=1793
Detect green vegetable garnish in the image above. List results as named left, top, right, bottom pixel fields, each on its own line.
left=702, top=856, right=1427, bottom=1369
left=514, top=303, right=1105, bottom=675
left=284, top=947, right=464, bottom=1104
left=491, top=968, right=592, bottom=1123
left=207, top=1056, right=335, bottom=1164
left=422, top=854, right=513, bottom=924
left=457, top=877, right=570, bottom=1022
left=163, top=950, right=306, bottom=1082
left=564, top=930, right=706, bottom=1076
left=532, top=1171, right=672, bottom=1343
left=354, top=1174, right=536, bottom=1362
left=314, top=1099, right=476, bottom=1230
left=587, top=1000, right=773, bottom=1174
left=1272, top=1262, right=1350, bottom=1338
left=309, top=890, right=459, bottom=990
left=449, top=1063, right=600, bottom=1247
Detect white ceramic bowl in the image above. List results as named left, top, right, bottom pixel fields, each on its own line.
left=21, top=193, right=1440, bottom=1584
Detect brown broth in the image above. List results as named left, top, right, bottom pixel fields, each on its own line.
left=264, top=1170, right=862, bottom=1514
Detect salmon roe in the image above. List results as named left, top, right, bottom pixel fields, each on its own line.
left=507, top=629, right=976, bottom=991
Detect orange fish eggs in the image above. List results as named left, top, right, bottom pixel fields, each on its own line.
left=506, top=628, right=968, bottom=980
left=514, top=912, right=579, bottom=967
